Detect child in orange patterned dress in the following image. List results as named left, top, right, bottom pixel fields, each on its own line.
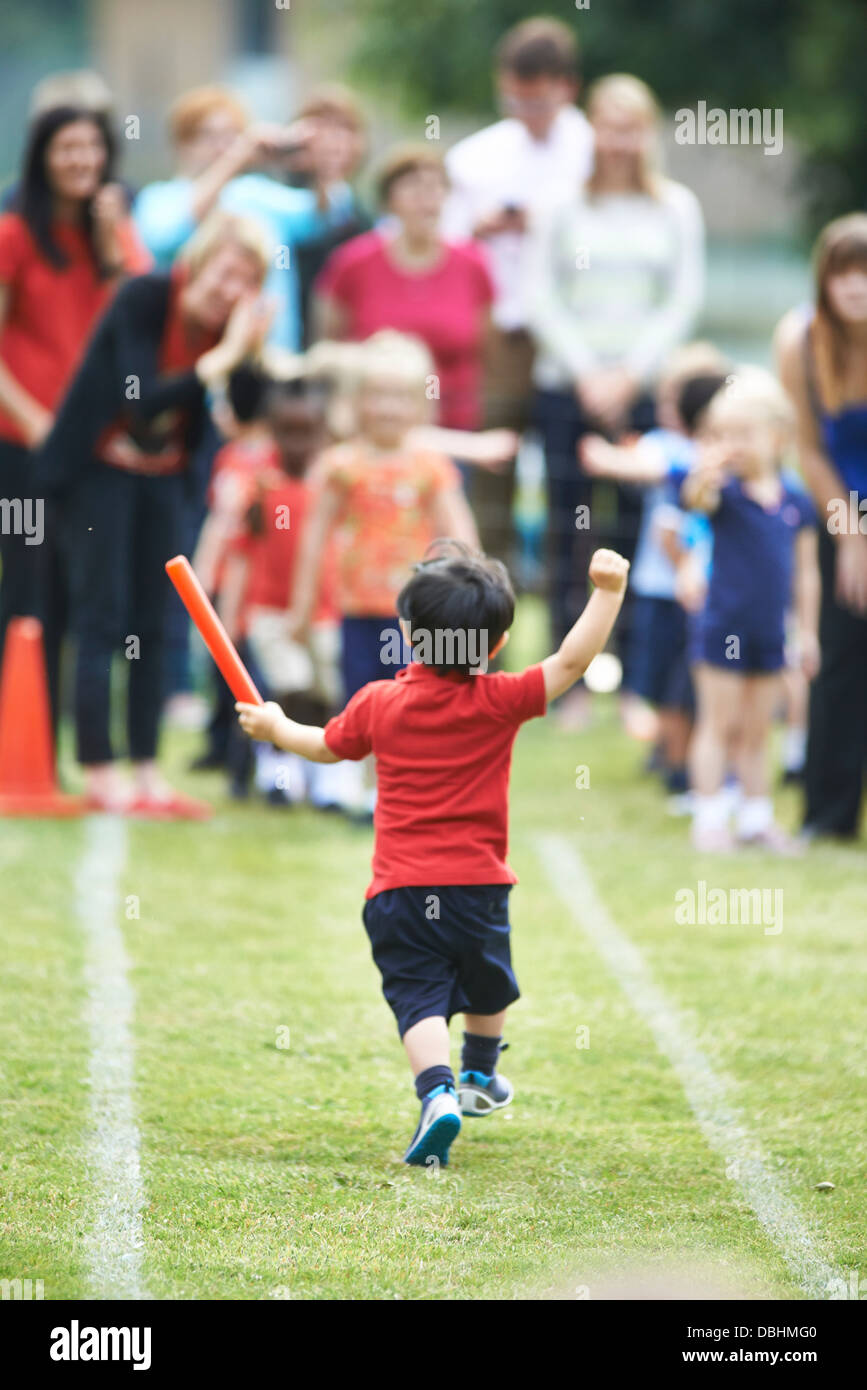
left=289, top=331, right=480, bottom=704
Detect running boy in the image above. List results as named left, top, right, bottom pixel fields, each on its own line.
left=237, top=541, right=629, bottom=1167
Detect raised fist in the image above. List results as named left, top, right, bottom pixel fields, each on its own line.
left=588, top=548, right=630, bottom=594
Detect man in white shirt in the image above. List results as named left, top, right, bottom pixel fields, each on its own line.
left=441, top=17, right=594, bottom=558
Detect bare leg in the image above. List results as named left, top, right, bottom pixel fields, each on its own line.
left=734, top=674, right=781, bottom=799
left=464, top=1010, right=507, bottom=1037
left=732, top=673, right=789, bottom=842
left=401, top=1015, right=461, bottom=1165
left=689, top=664, right=746, bottom=847
left=402, top=1016, right=450, bottom=1078
left=689, top=664, right=743, bottom=795
left=132, top=759, right=174, bottom=798
left=781, top=665, right=808, bottom=773
left=84, top=762, right=132, bottom=810
left=658, top=707, right=692, bottom=769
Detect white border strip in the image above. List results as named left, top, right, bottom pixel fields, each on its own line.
left=75, top=815, right=148, bottom=1300
left=536, top=833, right=842, bottom=1299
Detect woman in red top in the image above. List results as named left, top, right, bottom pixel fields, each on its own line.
left=313, top=145, right=494, bottom=432
left=0, top=103, right=149, bottom=727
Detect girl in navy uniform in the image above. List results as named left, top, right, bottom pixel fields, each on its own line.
left=678, top=368, right=820, bottom=853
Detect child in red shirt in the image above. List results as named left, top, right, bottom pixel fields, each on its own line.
left=219, top=374, right=343, bottom=804
left=194, top=385, right=280, bottom=600
left=190, top=366, right=291, bottom=774
left=237, top=541, right=629, bottom=1167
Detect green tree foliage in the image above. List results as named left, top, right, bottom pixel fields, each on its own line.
left=343, top=0, right=867, bottom=232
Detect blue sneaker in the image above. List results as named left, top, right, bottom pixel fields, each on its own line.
left=458, top=1070, right=514, bottom=1117
left=403, top=1085, right=461, bottom=1166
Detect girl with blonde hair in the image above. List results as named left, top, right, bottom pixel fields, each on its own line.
left=680, top=368, right=820, bottom=852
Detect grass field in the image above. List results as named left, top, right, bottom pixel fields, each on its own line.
left=1, top=601, right=864, bottom=1301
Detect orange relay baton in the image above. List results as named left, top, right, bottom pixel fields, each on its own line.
left=165, top=555, right=263, bottom=706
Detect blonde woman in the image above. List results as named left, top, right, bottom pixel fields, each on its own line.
left=528, top=74, right=705, bottom=723
left=40, top=212, right=273, bottom=814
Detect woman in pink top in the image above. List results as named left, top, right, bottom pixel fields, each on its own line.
left=313, top=145, right=494, bottom=431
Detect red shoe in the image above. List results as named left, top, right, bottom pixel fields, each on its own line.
left=127, top=791, right=212, bottom=821
left=84, top=790, right=133, bottom=815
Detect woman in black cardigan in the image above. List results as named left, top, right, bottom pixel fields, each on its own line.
left=41, top=211, right=272, bottom=815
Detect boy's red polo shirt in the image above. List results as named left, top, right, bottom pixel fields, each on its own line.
left=324, top=661, right=547, bottom=898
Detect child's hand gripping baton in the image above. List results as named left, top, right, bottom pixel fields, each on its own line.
left=165, top=555, right=263, bottom=706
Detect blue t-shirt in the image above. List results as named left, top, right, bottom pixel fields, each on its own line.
left=819, top=407, right=867, bottom=500
left=219, top=175, right=338, bottom=351
left=629, top=428, right=695, bottom=599
left=678, top=474, right=815, bottom=637
left=797, top=304, right=867, bottom=498
left=133, top=177, right=197, bottom=267
left=680, top=508, right=714, bottom=581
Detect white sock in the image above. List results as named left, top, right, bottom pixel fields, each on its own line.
left=308, top=759, right=358, bottom=808
left=737, top=796, right=774, bottom=837
left=783, top=726, right=807, bottom=772
left=273, top=754, right=306, bottom=801
left=720, top=778, right=742, bottom=815
left=254, top=745, right=305, bottom=799
left=693, top=791, right=732, bottom=832
left=253, top=743, right=281, bottom=792
left=312, top=758, right=366, bottom=810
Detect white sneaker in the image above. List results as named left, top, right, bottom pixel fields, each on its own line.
left=403, top=1088, right=461, bottom=1167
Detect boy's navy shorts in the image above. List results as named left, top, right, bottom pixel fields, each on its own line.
left=362, top=884, right=519, bottom=1038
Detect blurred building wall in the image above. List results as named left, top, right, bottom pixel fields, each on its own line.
left=90, top=0, right=297, bottom=182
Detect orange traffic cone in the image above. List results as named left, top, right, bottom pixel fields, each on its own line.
left=0, top=616, right=84, bottom=816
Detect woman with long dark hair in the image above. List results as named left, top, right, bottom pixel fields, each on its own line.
left=0, top=104, right=148, bottom=724
left=776, top=213, right=867, bottom=839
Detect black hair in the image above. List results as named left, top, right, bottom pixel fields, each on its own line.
left=16, top=104, right=117, bottom=274
left=677, top=371, right=729, bottom=435
left=496, top=19, right=579, bottom=81
left=225, top=367, right=331, bottom=424
left=226, top=364, right=268, bottom=423
left=396, top=539, right=515, bottom=678
left=228, top=366, right=332, bottom=424
left=265, top=374, right=331, bottom=413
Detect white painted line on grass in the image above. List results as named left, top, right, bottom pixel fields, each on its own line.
left=535, top=832, right=843, bottom=1300
left=75, top=815, right=149, bottom=1300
